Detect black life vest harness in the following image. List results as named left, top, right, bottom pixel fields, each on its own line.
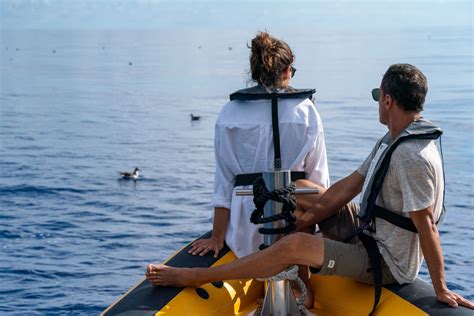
left=344, top=118, right=445, bottom=315
left=229, top=85, right=316, bottom=187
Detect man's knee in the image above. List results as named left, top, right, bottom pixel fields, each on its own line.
left=277, top=233, right=319, bottom=257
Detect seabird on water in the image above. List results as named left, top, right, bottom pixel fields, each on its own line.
left=190, top=113, right=201, bottom=121
left=119, top=167, right=140, bottom=180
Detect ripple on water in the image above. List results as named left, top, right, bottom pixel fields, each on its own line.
left=0, top=230, right=22, bottom=239
left=0, top=185, right=95, bottom=197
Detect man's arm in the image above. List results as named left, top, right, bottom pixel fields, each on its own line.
left=410, top=208, right=474, bottom=309
left=295, top=170, right=365, bottom=231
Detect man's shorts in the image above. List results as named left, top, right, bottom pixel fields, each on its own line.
left=315, top=202, right=397, bottom=285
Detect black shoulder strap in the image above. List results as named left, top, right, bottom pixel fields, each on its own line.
left=372, top=203, right=446, bottom=233
left=271, top=94, right=281, bottom=169
left=373, top=205, right=418, bottom=232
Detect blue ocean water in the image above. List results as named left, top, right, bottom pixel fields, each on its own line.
left=1, top=2, right=473, bottom=315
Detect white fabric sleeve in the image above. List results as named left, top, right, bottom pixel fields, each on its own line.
left=304, top=110, right=330, bottom=188
left=211, top=124, right=234, bottom=209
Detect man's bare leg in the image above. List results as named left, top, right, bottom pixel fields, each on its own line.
left=146, top=233, right=324, bottom=288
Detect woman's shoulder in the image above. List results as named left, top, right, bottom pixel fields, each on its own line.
left=217, top=99, right=264, bottom=124
left=282, top=97, right=318, bottom=116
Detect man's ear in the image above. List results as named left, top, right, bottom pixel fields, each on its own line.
left=385, top=94, right=393, bottom=109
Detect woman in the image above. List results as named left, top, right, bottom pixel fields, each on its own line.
left=190, top=31, right=329, bottom=307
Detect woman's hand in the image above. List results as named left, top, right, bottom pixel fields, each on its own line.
left=188, top=236, right=224, bottom=258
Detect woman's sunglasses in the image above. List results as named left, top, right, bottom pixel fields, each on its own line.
left=291, top=66, right=297, bottom=78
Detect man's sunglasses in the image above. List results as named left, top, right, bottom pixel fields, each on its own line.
left=291, top=66, right=297, bottom=78
left=372, top=88, right=380, bottom=101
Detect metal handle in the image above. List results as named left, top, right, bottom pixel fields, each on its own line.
left=235, top=187, right=318, bottom=196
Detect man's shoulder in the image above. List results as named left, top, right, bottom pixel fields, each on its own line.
left=393, top=138, right=433, bottom=158
left=391, top=139, right=439, bottom=170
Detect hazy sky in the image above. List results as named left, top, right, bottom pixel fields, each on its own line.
left=1, top=0, right=472, bottom=31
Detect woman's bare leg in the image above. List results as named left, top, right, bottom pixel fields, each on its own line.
left=146, top=233, right=324, bottom=287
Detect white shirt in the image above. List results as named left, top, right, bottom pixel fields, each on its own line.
left=211, top=96, right=330, bottom=258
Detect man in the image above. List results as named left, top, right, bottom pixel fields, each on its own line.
left=146, top=64, right=473, bottom=310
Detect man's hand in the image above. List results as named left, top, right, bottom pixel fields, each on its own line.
left=436, top=289, right=474, bottom=309
left=188, top=236, right=224, bottom=258
left=295, top=171, right=364, bottom=230
left=410, top=208, right=474, bottom=310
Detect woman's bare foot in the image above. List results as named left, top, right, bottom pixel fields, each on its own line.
left=145, top=264, right=202, bottom=287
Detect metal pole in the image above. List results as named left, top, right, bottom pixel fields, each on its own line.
left=260, top=170, right=300, bottom=316
left=236, top=187, right=318, bottom=196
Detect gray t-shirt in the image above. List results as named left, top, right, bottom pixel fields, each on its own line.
left=357, top=137, right=444, bottom=284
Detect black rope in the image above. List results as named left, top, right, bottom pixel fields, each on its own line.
left=250, top=177, right=297, bottom=249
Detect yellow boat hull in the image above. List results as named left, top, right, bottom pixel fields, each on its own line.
left=102, top=231, right=471, bottom=315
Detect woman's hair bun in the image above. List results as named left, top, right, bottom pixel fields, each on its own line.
left=249, top=31, right=294, bottom=88
left=251, top=32, right=273, bottom=55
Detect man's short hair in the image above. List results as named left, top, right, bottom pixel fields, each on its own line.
left=381, top=64, right=428, bottom=112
